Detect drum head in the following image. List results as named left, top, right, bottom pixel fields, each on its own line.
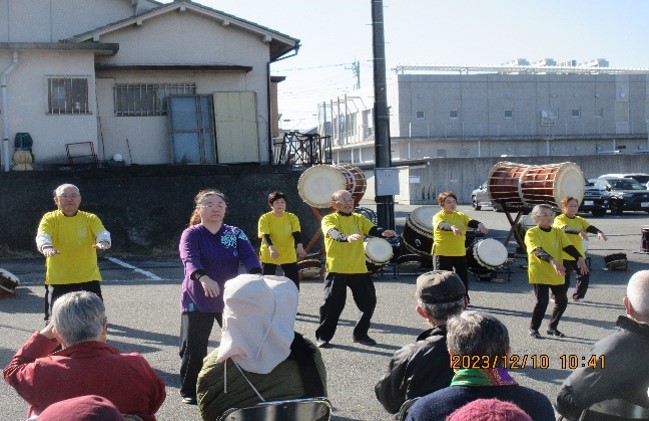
left=396, top=254, right=424, bottom=271
left=364, top=237, right=394, bottom=264
left=298, top=166, right=346, bottom=208
left=554, top=163, right=585, bottom=205
left=409, top=206, right=436, bottom=230
left=473, top=239, right=508, bottom=268
left=297, top=259, right=322, bottom=278
left=0, top=268, right=21, bottom=291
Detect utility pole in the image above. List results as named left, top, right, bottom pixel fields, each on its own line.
left=345, top=60, right=361, bottom=90
left=371, top=0, right=395, bottom=230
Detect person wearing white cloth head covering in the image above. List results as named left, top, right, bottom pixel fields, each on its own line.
left=196, top=274, right=327, bottom=421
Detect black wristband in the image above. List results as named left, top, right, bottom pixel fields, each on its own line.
left=190, top=269, right=207, bottom=281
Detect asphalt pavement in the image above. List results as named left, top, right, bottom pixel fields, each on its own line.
left=1, top=205, right=648, bottom=420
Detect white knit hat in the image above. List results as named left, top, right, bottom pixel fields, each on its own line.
left=216, top=274, right=298, bottom=374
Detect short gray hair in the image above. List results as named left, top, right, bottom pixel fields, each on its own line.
left=54, top=183, right=80, bottom=197
left=627, top=270, right=649, bottom=321
left=52, top=291, right=106, bottom=345
left=447, top=311, right=509, bottom=362
left=530, top=204, right=553, bottom=223
left=418, top=297, right=464, bottom=323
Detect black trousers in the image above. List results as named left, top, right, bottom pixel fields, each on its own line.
left=563, top=259, right=590, bottom=299
left=315, top=273, right=376, bottom=342
left=262, top=262, right=300, bottom=290
left=44, top=281, right=102, bottom=321
left=179, top=311, right=222, bottom=399
left=530, top=282, right=569, bottom=330
left=433, top=255, right=469, bottom=293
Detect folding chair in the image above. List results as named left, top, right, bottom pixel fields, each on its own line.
left=218, top=397, right=332, bottom=421
left=395, top=397, right=420, bottom=421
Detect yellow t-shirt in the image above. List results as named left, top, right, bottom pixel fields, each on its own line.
left=322, top=212, right=374, bottom=274
left=553, top=214, right=590, bottom=261
left=258, top=211, right=301, bottom=264
left=37, top=210, right=105, bottom=285
left=432, top=210, right=472, bottom=256
left=525, top=226, right=572, bottom=285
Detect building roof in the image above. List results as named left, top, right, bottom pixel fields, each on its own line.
left=64, top=0, right=300, bottom=61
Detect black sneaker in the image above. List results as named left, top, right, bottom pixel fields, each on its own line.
left=182, top=396, right=197, bottom=405
left=353, top=336, right=377, bottom=346
left=546, top=328, right=565, bottom=337
left=316, top=339, right=331, bottom=349
left=528, top=329, right=542, bottom=339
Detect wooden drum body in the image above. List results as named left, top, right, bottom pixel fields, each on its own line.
left=487, top=162, right=527, bottom=208
left=401, top=206, right=435, bottom=256
left=297, top=164, right=366, bottom=208
left=641, top=226, right=649, bottom=253
left=520, top=162, right=584, bottom=207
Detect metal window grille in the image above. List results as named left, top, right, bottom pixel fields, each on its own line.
left=48, top=77, right=89, bottom=115
left=113, top=83, right=196, bottom=116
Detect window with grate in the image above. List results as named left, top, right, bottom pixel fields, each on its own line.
left=114, top=83, right=196, bottom=116
left=48, top=77, right=89, bottom=115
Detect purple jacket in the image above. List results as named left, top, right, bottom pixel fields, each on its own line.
left=179, top=223, right=260, bottom=313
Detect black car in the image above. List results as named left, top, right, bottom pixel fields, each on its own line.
left=591, top=178, right=649, bottom=214
left=580, top=180, right=609, bottom=217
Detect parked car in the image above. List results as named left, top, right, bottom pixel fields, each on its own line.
left=590, top=177, right=649, bottom=214
left=580, top=179, right=609, bottom=217
left=598, top=173, right=649, bottom=190
left=471, top=182, right=490, bottom=210
left=470, top=182, right=503, bottom=211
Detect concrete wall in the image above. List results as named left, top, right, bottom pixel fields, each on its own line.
left=0, top=165, right=323, bottom=255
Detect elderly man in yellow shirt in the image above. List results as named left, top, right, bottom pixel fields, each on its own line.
left=35, top=183, right=111, bottom=321
left=315, top=190, right=397, bottom=349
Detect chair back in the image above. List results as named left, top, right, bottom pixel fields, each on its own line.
left=395, top=397, right=420, bottom=421
left=579, top=399, right=649, bottom=421
left=218, top=397, right=332, bottom=421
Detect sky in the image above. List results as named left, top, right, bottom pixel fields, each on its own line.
left=164, top=0, right=649, bottom=130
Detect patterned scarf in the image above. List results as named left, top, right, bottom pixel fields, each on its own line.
left=450, top=368, right=518, bottom=387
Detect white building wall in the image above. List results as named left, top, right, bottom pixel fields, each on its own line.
left=0, top=0, right=143, bottom=42
left=95, top=11, right=272, bottom=164
left=0, top=50, right=98, bottom=164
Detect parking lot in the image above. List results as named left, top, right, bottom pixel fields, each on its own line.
left=2, top=204, right=648, bottom=420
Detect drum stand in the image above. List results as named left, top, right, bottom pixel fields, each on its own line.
left=498, top=201, right=530, bottom=255
left=299, top=207, right=326, bottom=281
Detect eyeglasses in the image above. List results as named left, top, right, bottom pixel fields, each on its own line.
left=58, top=194, right=80, bottom=199
left=199, top=204, right=226, bottom=209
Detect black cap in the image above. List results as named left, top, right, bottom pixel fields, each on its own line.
left=416, top=270, right=466, bottom=304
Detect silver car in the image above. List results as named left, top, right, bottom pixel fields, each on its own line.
left=470, top=182, right=502, bottom=211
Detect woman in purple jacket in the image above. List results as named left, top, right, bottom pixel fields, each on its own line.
left=178, top=189, right=261, bottom=405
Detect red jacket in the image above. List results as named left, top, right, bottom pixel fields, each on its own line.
left=3, top=332, right=166, bottom=420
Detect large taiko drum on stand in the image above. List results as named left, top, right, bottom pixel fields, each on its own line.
left=487, top=162, right=584, bottom=209
left=0, top=268, right=21, bottom=299
left=297, top=164, right=367, bottom=208
left=519, top=162, right=584, bottom=207
left=466, top=239, right=508, bottom=275
left=401, top=206, right=435, bottom=256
